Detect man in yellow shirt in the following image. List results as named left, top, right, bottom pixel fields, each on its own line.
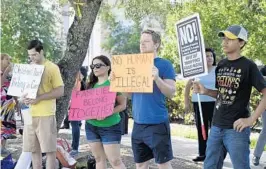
left=23, top=40, right=64, bottom=169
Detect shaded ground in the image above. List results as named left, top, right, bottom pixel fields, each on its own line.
left=4, top=133, right=202, bottom=169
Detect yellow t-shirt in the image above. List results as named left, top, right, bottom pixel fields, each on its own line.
left=30, top=60, right=64, bottom=116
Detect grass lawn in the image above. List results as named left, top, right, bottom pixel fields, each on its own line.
left=128, top=119, right=263, bottom=150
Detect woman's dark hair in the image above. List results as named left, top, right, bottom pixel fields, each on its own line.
left=80, top=66, right=88, bottom=91
left=205, top=48, right=216, bottom=66
left=87, top=55, right=111, bottom=89
left=80, top=66, right=88, bottom=81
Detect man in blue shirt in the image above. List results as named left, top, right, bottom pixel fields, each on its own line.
left=128, top=29, right=176, bottom=169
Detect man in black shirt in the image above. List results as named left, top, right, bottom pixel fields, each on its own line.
left=193, top=25, right=266, bottom=169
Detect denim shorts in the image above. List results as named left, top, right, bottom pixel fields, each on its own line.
left=85, top=122, right=122, bottom=144
left=131, top=121, right=173, bottom=164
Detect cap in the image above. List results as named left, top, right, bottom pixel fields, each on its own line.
left=218, top=25, right=248, bottom=41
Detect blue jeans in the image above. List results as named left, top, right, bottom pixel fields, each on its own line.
left=70, top=121, right=81, bottom=150
left=204, top=126, right=251, bottom=169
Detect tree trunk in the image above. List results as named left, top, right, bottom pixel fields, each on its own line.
left=56, top=0, right=103, bottom=131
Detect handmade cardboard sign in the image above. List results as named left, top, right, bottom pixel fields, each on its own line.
left=69, top=86, right=116, bottom=120
left=7, top=64, right=44, bottom=99
left=110, top=53, right=154, bottom=93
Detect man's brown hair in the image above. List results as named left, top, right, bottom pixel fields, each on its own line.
left=142, top=29, right=161, bottom=51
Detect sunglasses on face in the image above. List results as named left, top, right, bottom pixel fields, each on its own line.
left=90, top=63, right=106, bottom=69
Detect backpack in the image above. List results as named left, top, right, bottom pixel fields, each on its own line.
left=87, top=154, right=96, bottom=169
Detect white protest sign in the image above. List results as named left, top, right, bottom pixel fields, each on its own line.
left=175, top=13, right=208, bottom=79
left=7, top=64, right=44, bottom=99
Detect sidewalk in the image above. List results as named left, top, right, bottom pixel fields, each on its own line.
left=121, top=130, right=266, bottom=169
left=171, top=136, right=266, bottom=169
left=75, top=121, right=266, bottom=169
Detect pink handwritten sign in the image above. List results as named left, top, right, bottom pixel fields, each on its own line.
left=69, top=86, right=116, bottom=120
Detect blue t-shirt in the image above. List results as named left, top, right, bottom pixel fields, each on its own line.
left=132, top=57, right=176, bottom=124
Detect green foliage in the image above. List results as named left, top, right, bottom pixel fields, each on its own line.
left=99, top=3, right=140, bottom=55
left=163, top=0, right=266, bottom=70
left=249, top=87, right=263, bottom=127
left=167, top=81, right=186, bottom=121
left=250, top=88, right=262, bottom=113
left=109, top=0, right=266, bottom=70
left=101, top=24, right=141, bottom=55
left=124, top=0, right=171, bottom=25
left=1, top=0, right=63, bottom=63
left=166, top=81, right=194, bottom=125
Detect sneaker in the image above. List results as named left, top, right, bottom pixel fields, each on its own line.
left=69, top=150, right=79, bottom=157
left=252, top=156, right=260, bottom=166
left=192, top=155, right=206, bottom=162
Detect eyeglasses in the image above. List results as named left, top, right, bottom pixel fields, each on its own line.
left=90, top=63, right=106, bottom=69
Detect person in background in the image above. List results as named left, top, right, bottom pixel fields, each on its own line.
left=1, top=53, right=17, bottom=155
left=69, top=67, right=88, bottom=157
left=253, top=65, right=266, bottom=166
left=184, top=48, right=217, bottom=162
left=120, top=107, right=129, bottom=135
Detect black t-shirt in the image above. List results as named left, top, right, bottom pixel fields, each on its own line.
left=213, top=57, right=266, bottom=129
left=260, top=66, right=266, bottom=76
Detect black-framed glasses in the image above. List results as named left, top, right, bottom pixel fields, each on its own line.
left=90, top=63, right=106, bottom=69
